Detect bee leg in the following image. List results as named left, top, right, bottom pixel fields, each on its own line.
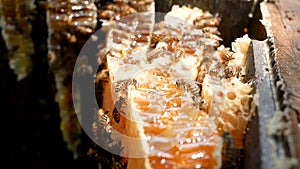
left=191, top=96, right=199, bottom=107
left=191, top=95, right=197, bottom=101
left=175, top=79, right=181, bottom=88
left=120, top=110, right=126, bottom=115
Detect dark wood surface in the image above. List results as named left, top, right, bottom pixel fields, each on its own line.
left=244, top=40, right=276, bottom=169
left=260, top=1, right=300, bottom=168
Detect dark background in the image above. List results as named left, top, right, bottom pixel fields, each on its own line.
left=0, top=22, right=98, bottom=169
left=0, top=1, right=99, bottom=168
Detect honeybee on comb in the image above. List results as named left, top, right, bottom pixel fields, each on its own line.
left=193, top=11, right=221, bottom=46
left=176, top=78, right=202, bottom=104
left=173, top=47, right=185, bottom=61
left=193, top=11, right=220, bottom=29
left=164, top=36, right=180, bottom=52
left=150, top=33, right=165, bottom=48
left=114, top=78, right=138, bottom=95
left=129, top=0, right=153, bottom=12
left=113, top=96, right=127, bottom=123
left=219, top=48, right=234, bottom=65
left=97, top=108, right=112, bottom=133
left=100, top=3, right=137, bottom=21
left=224, top=65, right=242, bottom=78
left=146, top=47, right=166, bottom=63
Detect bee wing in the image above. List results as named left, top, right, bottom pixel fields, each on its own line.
left=194, top=81, right=202, bottom=85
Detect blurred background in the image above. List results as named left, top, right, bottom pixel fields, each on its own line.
left=0, top=0, right=101, bottom=168
left=0, top=16, right=99, bottom=169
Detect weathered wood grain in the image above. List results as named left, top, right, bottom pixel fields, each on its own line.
left=260, top=1, right=300, bottom=168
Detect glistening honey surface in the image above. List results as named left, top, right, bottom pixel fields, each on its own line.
left=130, top=69, right=221, bottom=169
left=98, top=3, right=255, bottom=167
left=149, top=112, right=221, bottom=169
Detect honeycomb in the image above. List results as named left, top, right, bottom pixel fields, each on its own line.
left=96, top=2, right=256, bottom=169
left=126, top=68, right=222, bottom=169
left=0, top=0, right=35, bottom=81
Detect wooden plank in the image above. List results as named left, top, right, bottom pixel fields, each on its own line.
left=289, top=108, right=300, bottom=168
left=244, top=40, right=276, bottom=169
left=260, top=1, right=300, bottom=168
left=260, top=1, right=300, bottom=107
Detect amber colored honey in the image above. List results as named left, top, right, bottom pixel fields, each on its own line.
left=131, top=69, right=221, bottom=169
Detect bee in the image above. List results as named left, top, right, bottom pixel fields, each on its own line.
left=146, top=46, right=166, bottom=63
left=150, top=33, right=165, bottom=48
left=176, top=79, right=201, bottom=99
left=129, top=1, right=146, bottom=12
left=175, top=48, right=185, bottom=59
left=99, top=9, right=116, bottom=20
left=165, top=36, right=180, bottom=52
left=220, top=49, right=234, bottom=65
left=62, top=32, right=77, bottom=43
left=197, top=97, right=208, bottom=110
left=171, top=47, right=185, bottom=63
left=120, top=4, right=137, bottom=17
left=193, top=12, right=220, bottom=29
left=193, top=12, right=221, bottom=46
left=99, top=2, right=137, bottom=21
left=114, top=78, right=138, bottom=94
left=224, top=65, right=242, bottom=78
left=113, top=96, right=127, bottom=123
left=106, top=3, right=121, bottom=11
left=95, top=69, right=109, bottom=83
left=202, top=27, right=221, bottom=35
left=129, top=0, right=153, bottom=12
left=96, top=108, right=112, bottom=133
